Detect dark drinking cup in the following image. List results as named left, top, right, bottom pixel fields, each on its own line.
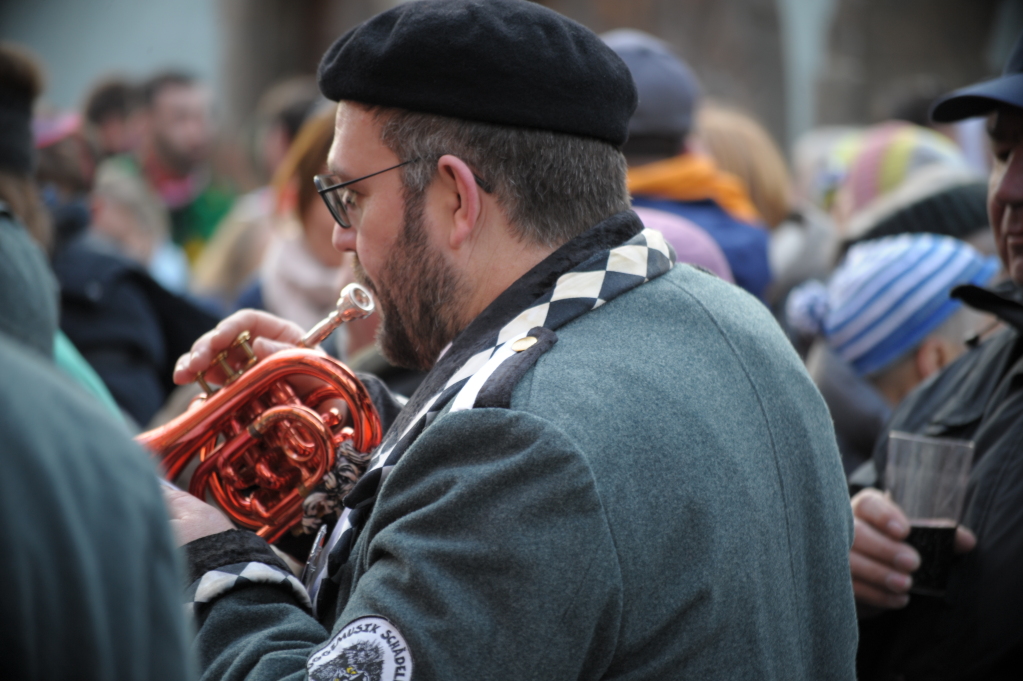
left=905, top=519, right=958, bottom=596
left=885, top=432, right=973, bottom=597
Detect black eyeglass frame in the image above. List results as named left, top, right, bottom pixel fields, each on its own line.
left=314, top=158, right=492, bottom=229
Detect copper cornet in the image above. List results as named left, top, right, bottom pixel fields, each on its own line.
left=138, top=284, right=384, bottom=543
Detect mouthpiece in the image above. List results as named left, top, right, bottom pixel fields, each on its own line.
left=299, top=283, right=376, bottom=349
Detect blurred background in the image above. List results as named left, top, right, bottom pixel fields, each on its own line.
left=2, top=0, right=1020, bottom=432
left=4, top=0, right=1021, bottom=179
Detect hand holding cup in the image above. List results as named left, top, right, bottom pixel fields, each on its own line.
left=850, top=488, right=976, bottom=614
left=850, top=432, right=977, bottom=615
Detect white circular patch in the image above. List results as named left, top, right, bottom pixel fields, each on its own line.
left=308, top=616, right=413, bottom=681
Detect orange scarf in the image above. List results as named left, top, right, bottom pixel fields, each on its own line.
left=627, top=154, right=762, bottom=225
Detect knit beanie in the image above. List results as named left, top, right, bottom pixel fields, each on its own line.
left=855, top=184, right=988, bottom=244
left=838, top=121, right=970, bottom=220
left=787, top=233, right=1000, bottom=376
left=601, top=29, right=700, bottom=141
left=0, top=42, right=44, bottom=174
left=843, top=164, right=988, bottom=244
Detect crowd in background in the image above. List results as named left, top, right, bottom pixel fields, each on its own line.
left=8, top=34, right=1000, bottom=436
left=9, top=61, right=426, bottom=430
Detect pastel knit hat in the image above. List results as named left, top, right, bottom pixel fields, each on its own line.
left=787, top=233, right=1000, bottom=376
left=838, top=121, right=970, bottom=219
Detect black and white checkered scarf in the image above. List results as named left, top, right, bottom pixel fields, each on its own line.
left=187, top=211, right=677, bottom=617
left=303, top=210, right=675, bottom=610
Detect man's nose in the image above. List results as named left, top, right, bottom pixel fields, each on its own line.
left=332, top=222, right=357, bottom=252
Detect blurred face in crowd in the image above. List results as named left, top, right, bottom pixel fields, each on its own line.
left=262, top=121, right=292, bottom=179
left=988, top=105, right=1023, bottom=284
left=328, top=102, right=470, bottom=370
left=97, top=111, right=146, bottom=157
left=91, top=195, right=155, bottom=264
left=149, top=83, right=213, bottom=175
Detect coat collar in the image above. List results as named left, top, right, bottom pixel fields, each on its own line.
left=952, top=280, right=1023, bottom=332
left=914, top=281, right=1023, bottom=433
left=390, top=210, right=644, bottom=437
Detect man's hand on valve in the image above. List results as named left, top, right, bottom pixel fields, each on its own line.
left=163, top=309, right=353, bottom=546
left=173, top=310, right=307, bottom=386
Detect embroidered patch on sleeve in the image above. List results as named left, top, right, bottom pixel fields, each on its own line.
left=308, top=616, right=413, bottom=681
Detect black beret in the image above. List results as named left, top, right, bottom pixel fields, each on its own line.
left=0, top=42, right=42, bottom=175
left=317, top=0, right=638, bottom=147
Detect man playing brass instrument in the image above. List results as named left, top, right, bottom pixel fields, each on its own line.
left=167, top=1, right=857, bottom=678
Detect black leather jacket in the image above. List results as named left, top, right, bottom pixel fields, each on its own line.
left=53, top=233, right=219, bottom=427
left=859, top=281, right=1023, bottom=680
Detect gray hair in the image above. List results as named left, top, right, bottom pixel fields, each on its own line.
left=366, top=105, right=631, bottom=248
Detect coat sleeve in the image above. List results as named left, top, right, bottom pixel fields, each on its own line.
left=194, top=584, right=329, bottom=681
left=191, top=408, right=623, bottom=681
left=331, top=408, right=624, bottom=681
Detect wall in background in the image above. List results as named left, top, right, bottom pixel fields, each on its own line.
left=0, top=0, right=219, bottom=112
left=3, top=0, right=1016, bottom=164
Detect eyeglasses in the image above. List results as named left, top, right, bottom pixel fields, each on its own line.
left=314, top=158, right=493, bottom=229
left=314, top=160, right=415, bottom=229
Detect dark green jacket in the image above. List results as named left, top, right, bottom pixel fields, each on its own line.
left=189, top=239, right=857, bottom=679
left=0, top=204, right=57, bottom=357
left=0, top=332, right=195, bottom=681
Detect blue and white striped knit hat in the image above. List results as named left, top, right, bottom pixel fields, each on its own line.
left=787, top=233, right=1000, bottom=376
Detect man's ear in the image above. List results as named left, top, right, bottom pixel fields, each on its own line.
left=435, top=154, right=481, bottom=250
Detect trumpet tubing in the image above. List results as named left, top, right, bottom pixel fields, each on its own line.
left=137, top=284, right=383, bottom=543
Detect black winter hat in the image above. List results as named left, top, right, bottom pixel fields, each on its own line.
left=851, top=181, right=989, bottom=246
left=317, top=0, right=638, bottom=147
left=0, top=43, right=43, bottom=175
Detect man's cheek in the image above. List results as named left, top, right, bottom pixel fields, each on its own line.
left=351, top=256, right=379, bottom=295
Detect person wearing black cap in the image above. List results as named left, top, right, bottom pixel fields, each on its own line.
left=166, top=2, right=857, bottom=679
left=849, top=31, right=1023, bottom=681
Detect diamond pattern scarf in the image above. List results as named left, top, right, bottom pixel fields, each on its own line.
left=303, top=211, right=675, bottom=612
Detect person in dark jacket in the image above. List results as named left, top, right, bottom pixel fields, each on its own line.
left=54, top=234, right=220, bottom=427
left=850, top=31, right=1023, bottom=680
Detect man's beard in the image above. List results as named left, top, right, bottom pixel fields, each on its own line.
left=352, top=193, right=470, bottom=372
